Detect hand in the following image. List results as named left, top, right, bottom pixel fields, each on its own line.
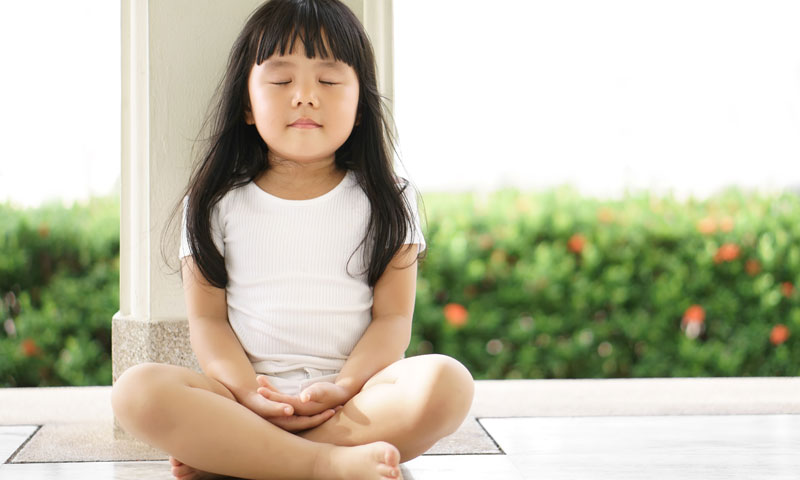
left=256, top=376, right=352, bottom=417
left=237, top=378, right=341, bottom=433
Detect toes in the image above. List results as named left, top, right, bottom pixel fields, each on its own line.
left=381, top=443, right=400, bottom=468
left=377, top=463, right=400, bottom=478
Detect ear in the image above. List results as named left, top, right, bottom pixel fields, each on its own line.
left=355, top=112, right=362, bottom=126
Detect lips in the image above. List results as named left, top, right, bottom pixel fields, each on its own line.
left=290, top=118, right=321, bottom=127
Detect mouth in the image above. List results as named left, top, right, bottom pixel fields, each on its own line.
left=289, top=118, right=321, bottom=128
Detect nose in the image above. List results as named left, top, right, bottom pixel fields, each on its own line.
left=292, top=79, right=319, bottom=108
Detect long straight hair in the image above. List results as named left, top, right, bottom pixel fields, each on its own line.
left=162, top=0, right=426, bottom=289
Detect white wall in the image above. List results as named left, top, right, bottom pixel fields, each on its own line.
left=394, top=0, right=800, bottom=200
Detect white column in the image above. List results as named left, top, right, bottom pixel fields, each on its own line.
left=362, top=0, right=395, bottom=118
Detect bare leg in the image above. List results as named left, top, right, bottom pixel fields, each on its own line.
left=111, top=363, right=401, bottom=480
left=298, top=354, right=475, bottom=463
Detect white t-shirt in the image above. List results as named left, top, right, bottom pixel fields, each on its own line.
left=179, top=169, right=426, bottom=375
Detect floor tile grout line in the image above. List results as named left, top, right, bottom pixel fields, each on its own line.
left=475, top=417, right=507, bottom=455
left=475, top=413, right=800, bottom=419
left=4, top=424, right=41, bottom=465
left=8, top=460, right=173, bottom=465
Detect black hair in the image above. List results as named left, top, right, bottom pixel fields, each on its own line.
left=161, top=0, right=426, bottom=289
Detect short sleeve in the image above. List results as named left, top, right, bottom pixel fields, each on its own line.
left=178, top=195, right=225, bottom=259
left=401, top=181, right=426, bottom=253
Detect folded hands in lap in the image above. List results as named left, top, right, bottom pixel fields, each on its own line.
left=237, top=376, right=352, bottom=432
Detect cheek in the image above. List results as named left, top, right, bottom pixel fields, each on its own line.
left=337, top=88, right=360, bottom=120
left=251, top=89, right=279, bottom=114
left=254, top=99, right=288, bottom=131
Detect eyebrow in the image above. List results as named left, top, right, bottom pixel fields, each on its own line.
left=262, top=59, right=346, bottom=70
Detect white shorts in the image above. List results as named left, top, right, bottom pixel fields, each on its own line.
left=257, top=366, right=340, bottom=397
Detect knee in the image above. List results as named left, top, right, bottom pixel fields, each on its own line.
left=430, top=354, right=474, bottom=390
left=416, top=354, right=475, bottom=433
left=111, top=362, right=171, bottom=423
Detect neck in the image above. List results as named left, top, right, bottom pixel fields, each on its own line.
left=264, top=153, right=341, bottom=184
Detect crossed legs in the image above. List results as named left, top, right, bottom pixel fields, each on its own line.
left=296, top=354, right=474, bottom=461
left=111, top=354, right=474, bottom=479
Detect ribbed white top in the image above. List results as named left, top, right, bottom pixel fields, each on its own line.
left=179, top=170, right=425, bottom=375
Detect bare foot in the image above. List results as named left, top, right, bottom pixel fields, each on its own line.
left=314, top=441, right=401, bottom=480
left=169, top=455, right=240, bottom=480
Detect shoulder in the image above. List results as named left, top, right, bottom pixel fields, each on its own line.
left=183, top=183, right=251, bottom=225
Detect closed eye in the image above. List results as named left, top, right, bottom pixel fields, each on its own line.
left=270, top=81, right=339, bottom=86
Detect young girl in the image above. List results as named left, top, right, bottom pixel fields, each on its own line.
left=111, top=1, right=474, bottom=479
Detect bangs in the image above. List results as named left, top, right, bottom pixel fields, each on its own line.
left=252, top=0, right=363, bottom=69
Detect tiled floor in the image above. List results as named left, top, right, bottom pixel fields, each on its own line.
left=3, top=414, right=799, bottom=479
left=0, top=425, right=37, bottom=467
left=481, top=415, right=800, bottom=479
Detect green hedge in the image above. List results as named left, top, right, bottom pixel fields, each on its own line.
left=1, top=187, right=798, bottom=386
left=0, top=197, right=118, bottom=386
left=409, top=186, right=800, bottom=379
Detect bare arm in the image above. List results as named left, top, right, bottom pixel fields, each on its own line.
left=334, top=244, right=420, bottom=397
left=181, top=256, right=259, bottom=402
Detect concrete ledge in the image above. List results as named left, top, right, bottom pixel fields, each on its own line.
left=2, top=377, right=799, bottom=463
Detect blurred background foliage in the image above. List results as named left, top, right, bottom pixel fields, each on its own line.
left=1, top=187, right=798, bottom=386
left=1, top=196, right=118, bottom=387
left=410, top=186, right=799, bottom=379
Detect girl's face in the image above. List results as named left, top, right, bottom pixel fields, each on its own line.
left=245, top=42, right=360, bottom=165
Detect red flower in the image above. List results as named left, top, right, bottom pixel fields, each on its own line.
left=781, top=282, right=794, bottom=298
left=681, top=305, right=706, bottom=339
left=697, top=217, right=716, bottom=235
left=713, top=243, right=740, bottom=263
left=443, top=303, right=468, bottom=327
left=682, top=305, right=705, bottom=326
left=745, top=259, right=761, bottom=276
left=21, top=338, right=41, bottom=357
left=567, top=234, right=586, bottom=254
left=770, top=324, right=790, bottom=346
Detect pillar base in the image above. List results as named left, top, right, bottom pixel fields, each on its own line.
left=111, top=312, right=201, bottom=439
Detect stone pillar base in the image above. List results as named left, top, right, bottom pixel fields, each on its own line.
left=111, top=312, right=200, bottom=440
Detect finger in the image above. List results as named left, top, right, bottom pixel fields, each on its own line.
left=270, top=409, right=336, bottom=432
left=261, top=388, right=302, bottom=406
left=257, top=386, right=272, bottom=398
left=300, top=390, right=311, bottom=403
left=257, top=387, right=302, bottom=412
left=300, top=386, right=319, bottom=403
left=273, top=410, right=335, bottom=430
left=168, top=456, right=182, bottom=466
left=256, top=395, right=294, bottom=416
